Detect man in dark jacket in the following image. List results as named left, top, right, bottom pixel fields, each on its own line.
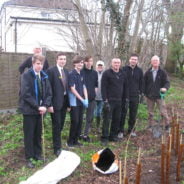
left=19, top=54, right=52, bottom=168
left=47, top=52, right=69, bottom=157
left=80, top=56, right=98, bottom=142
left=19, top=48, right=49, bottom=74
left=119, top=53, right=143, bottom=138
left=101, top=58, right=128, bottom=145
left=144, top=55, right=170, bottom=129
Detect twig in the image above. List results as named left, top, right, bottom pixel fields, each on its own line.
left=41, top=114, right=45, bottom=162
left=122, top=119, right=139, bottom=184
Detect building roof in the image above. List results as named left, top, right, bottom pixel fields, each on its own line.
left=4, top=0, right=75, bottom=10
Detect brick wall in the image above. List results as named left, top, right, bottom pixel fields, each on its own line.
left=0, top=51, right=75, bottom=110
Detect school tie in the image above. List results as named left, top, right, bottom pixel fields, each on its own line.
left=36, top=74, right=42, bottom=99
left=61, top=69, right=66, bottom=92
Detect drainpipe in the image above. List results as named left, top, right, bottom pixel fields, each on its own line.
left=14, top=18, right=17, bottom=52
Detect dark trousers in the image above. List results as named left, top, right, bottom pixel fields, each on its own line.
left=51, top=97, right=67, bottom=153
left=83, top=100, right=96, bottom=136
left=119, top=97, right=139, bottom=133
left=68, top=106, right=84, bottom=145
left=23, top=114, right=42, bottom=160
left=101, top=100, right=121, bottom=141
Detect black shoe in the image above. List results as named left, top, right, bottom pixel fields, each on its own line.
left=83, top=136, right=90, bottom=142
left=109, top=137, right=119, bottom=142
left=34, top=155, right=44, bottom=161
left=75, top=141, right=83, bottom=147
left=165, top=125, right=170, bottom=131
left=79, top=135, right=83, bottom=140
left=101, top=139, right=108, bottom=146
left=26, top=159, right=35, bottom=168
left=66, top=142, right=76, bottom=148
left=54, top=149, right=62, bottom=157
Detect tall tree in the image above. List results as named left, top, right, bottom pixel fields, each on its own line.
left=129, top=0, right=145, bottom=53
left=163, top=0, right=184, bottom=73
left=72, top=0, right=95, bottom=57
left=105, top=0, right=133, bottom=60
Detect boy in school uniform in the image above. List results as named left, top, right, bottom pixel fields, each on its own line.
left=67, top=55, right=88, bottom=147
left=19, top=54, right=52, bottom=168
left=80, top=56, right=98, bottom=142
left=47, top=52, right=69, bottom=157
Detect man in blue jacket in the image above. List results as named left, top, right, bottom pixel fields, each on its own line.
left=19, top=54, right=52, bottom=168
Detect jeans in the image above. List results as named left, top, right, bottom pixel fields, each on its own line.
left=94, top=100, right=103, bottom=117
left=83, top=100, right=96, bottom=136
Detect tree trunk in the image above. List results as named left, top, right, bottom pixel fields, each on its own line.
left=129, top=0, right=144, bottom=53
left=72, top=0, right=95, bottom=57
left=163, top=0, right=184, bottom=73
left=118, top=0, right=133, bottom=59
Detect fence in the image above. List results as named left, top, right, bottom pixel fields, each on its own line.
left=0, top=51, right=74, bottom=110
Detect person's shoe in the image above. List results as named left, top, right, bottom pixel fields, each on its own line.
left=26, top=159, right=35, bottom=168
left=130, top=132, right=137, bottom=137
left=83, top=136, right=90, bottom=142
left=97, top=127, right=101, bottom=134
left=109, top=137, right=119, bottom=142
left=66, top=142, right=75, bottom=148
left=165, top=124, right=170, bottom=131
left=101, top=139, right=108, bottom=146
left=34, top=155, right=44, bottom=161
left=79, top=135, right=83, bottom=140
left=54, top=149, right=62, bottom=157
left=147, top=125, right=153, bottom=131
left=118, top=132, right=124, bottom=139
left=75, top=141, right=83, bottom=147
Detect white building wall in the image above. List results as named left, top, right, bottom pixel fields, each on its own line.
left=1, top=5, right=77, bottom=53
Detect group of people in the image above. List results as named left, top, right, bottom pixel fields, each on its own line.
left=18, top=48, right=170, bottom=168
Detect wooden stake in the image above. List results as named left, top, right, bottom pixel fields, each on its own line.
left=119, top=160, right=122, bottom=184
left=167, top=134, right=171, bottom=152
left=123, top=156, right=127, bottom=184
left=124, top=177, right=128, bottom=184
left=165, top=134, right=172, bottom=184
left=161, top=136, right=165, bottom=184
left=175, top=121, right=180, bottom=155
left=176, top=134, right=184, bottom=182
left=136, top=148, right=141, bottom=184
left=171, top=111, right=176, bottom=150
